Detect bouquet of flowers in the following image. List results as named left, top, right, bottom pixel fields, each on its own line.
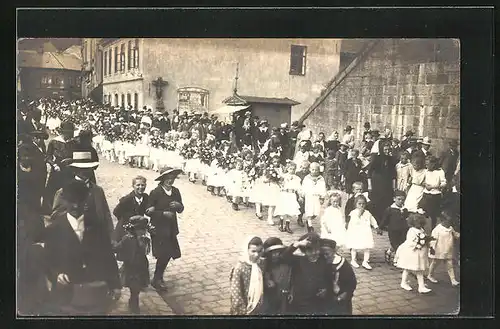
left=246, top=166, right=262, bottom=183
left=199, top=144, right=213, bottom=165
left=150, top=135, right=162, bottom=148
left=265, top=162, right=282, bottom=184
left=165, top=139, right=177, bottom=151
left=413, top=232, right=435, bottom=250
left=180, top=143, right=196, bottom=160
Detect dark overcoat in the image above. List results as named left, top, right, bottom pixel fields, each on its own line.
left=146, top=185, right=184, bottom=260
left=112, top=192, right=149, bottom=242
left=44, top=212, right=121, bottom=307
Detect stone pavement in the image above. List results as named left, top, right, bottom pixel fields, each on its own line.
left=97, top=159, right=460, bottom=316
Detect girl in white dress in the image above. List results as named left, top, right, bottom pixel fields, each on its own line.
left=394, top=213, right=433, bottom=293
left=134, top=126, right=151, bottom=168
left=274, top=161, right=302, bottom=234
left=176, top=131, right=190, bottom=173
left=320, top=191, right=347, bottom=249
left=207, top=151, right=226, bottom=197
left=345, top=194, right=381, bottom=270
left=427, top=211, right=460, bottom=286
left=251, top=154, right=282, bottom=226
left=227, top=158, right=248, bottom=211
left=300, top=162, right=327, bottom=232
left=149, top=127, right=162, bottom=172
left=185, top=135, right=202, bottom=183
left=404, top=156, right=427, bottom=212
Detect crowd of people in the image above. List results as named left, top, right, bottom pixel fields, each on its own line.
left=17, top=96, right=461, bottom=316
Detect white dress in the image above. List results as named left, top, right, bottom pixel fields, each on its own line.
left=274, top=174, right=301, bottom=216
left=320, top=206, right=347, bottom=247
left=394, top=227, right=429, bottom=271
left=428, top=224, right=459, bottom=260
left=227, top=169, right=247, bottom=198
left=345, top=209, right=378, bottom=250
left=404, top=168, right=427, bottom=212
left=301, top=175, right=327, bottom=217
left=135, top=133, right=151, bottom=157
left=207, top=159, right=225, bottom=188
left=250, top=176, right=280, bottom=206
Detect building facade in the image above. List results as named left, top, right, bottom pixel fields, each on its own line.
left=81, top=38, right=103, bottom=102
left=97, top=38, right=341, bottom=120
left=17, top=41, right=82, bottom=101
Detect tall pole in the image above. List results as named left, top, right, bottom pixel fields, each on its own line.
left=233, top=62, right=239, bottom=95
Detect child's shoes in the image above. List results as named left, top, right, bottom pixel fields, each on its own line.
left=362, top=261, right=372, bottom=270
left=350, top=260, right=360, bottom=268
left=451, top=280, right=460, bottom=287
left=427, top=275, right=438, bottom=283
left=418, top=286, right=432, bottom=294
left=400, top=282, right=413, bottom=291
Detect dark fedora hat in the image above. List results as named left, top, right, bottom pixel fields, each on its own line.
left=344, top=125, right=353, bottom=132
left=155, top=166, right=183, bottom=182
left=60, top=121, right=75, bottom=132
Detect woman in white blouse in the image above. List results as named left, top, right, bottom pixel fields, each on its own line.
left=418, top=156, right=447, bottom=231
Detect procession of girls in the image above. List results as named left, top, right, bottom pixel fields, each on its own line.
left=40, top=98, right=460, bottom=309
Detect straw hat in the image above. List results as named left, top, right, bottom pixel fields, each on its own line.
left=155, top=166, right=183, bottom=182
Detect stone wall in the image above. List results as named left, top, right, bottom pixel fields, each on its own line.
left=302, top=39, right=460, bottom=154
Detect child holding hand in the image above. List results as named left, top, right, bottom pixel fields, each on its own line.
left=345, top=195, right=382, bottom=270
left=427, top=210, right=460, bottom=286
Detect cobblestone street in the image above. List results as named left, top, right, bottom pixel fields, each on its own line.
left=97, top=159, right=460, bottom=316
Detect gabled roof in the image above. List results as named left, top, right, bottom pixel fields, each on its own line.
left=18, top=50, right=82, bottom=71
left=222, top=93, right=300, bottom=106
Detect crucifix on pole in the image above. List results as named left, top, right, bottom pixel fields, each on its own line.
left=152, top=77, right=168, bottom=111
left=233, top=62, right=239, bottom=95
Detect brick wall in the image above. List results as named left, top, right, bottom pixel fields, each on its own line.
left=302, top=39, right=460, bottom=155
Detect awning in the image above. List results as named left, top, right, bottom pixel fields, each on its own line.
left=214, top=105, right=249, bottom=115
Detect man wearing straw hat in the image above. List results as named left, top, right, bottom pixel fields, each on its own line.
left=51, top=150, right=114, bottom=240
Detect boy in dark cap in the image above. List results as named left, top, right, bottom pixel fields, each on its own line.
left=280, top=233, right=331, bottom=315
left=262, top=237, right=292, bottom=315
left=321, top=239, right=357, bottom=315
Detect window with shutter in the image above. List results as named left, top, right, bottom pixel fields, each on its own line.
left=289, top=45, right=307, bottom=76
left=114, top=46, right=119, bottom=73
left=103, top=51, right=107, bottom=76
left=128, top=41, right=132, bottom=70
left=120, top=44, right=125, bottom=72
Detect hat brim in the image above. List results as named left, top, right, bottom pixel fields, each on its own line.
left=264, top=245, right=286, bottom=253
left=155, top=169, right=183, bottom=181
left=421, top=142, right=431, bottom=145
left=69, top=162, right=99, bottom=169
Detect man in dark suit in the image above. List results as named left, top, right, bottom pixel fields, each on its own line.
left=51, top=151, right=114, bottom=240
left=17, top=143, right=49, bottom=315
left=440, top=140, right=459, bottom=189
left=18, top=130, right=48, bottom=211
left=25, top=108, right=50, bottom=151
left=44, top=179, right=121, bottom=315
left=113, top=176, right=149, bottom=243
